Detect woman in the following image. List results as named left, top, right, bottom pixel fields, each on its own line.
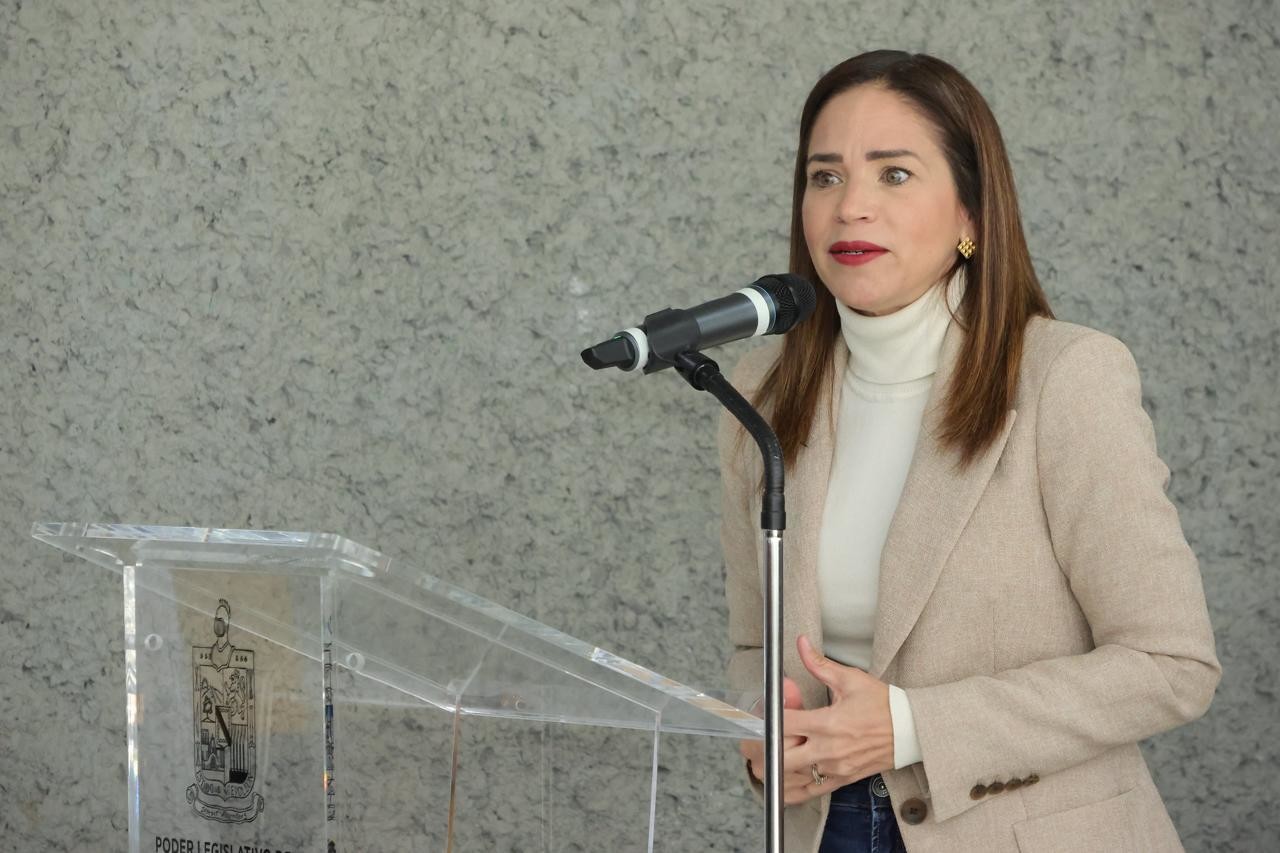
left=720, top=51, right=1220, bottom=853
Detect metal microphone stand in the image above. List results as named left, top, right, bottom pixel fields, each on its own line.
left=673, top=351, right=786, bottom=853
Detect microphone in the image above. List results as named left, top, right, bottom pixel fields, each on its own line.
left=581, top=274, right=817, bottom=374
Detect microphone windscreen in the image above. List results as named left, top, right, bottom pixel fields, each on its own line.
left=755, top=274, right=817, bottom=333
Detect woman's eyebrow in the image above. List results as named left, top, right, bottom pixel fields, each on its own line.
left=805, top=149, right=922, bottom=165
left=867, top=149, right=921, bottom=162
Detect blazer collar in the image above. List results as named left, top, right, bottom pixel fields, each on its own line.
left=783, top=317, right=1018, bottom=681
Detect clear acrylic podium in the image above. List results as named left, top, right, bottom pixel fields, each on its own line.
left=33, top=522, right=763, bottom=853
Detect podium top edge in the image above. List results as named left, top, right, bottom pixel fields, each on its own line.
left=31, top=521, right=386, bottom=563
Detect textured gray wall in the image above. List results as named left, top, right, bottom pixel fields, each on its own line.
left=3, top=0, right=1277, bottom=850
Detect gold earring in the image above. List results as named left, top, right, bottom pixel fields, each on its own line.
left=957, top=236, right=976, bottom=259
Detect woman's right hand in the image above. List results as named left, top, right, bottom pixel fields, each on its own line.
left=739, top=676, right=806, bottom=783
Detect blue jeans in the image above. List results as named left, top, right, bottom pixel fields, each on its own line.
left=818, top=774, right=908, bottom=853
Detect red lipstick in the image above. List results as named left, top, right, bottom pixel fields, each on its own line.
left=829, top=241, right=888, bottom=267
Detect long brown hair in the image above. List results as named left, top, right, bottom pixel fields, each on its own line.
left=757, top=50, right=1053, bottom=470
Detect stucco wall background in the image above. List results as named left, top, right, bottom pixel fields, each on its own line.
left=2, top=0, right=1277, bottom=849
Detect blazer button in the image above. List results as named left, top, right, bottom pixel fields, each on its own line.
left=1024, top=774, right=1040, bottom=786
left=987, top=781, right=1006, bottom=795
left=1006, top=777, right=1024, bottom=790
left=900, top=798, right=928, bottom=825
left=969, top=784, right=988, bottom=800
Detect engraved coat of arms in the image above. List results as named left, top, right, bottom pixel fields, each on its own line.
left=186, top=599, right=265, bottom=822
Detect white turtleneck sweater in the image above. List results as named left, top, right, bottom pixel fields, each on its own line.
left=819, top=267, right=966, bottom=771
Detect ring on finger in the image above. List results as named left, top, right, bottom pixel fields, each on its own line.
left=810, top=763, right=827, bottom=786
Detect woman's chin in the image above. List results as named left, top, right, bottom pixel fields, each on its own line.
left=826, top=283, right=892, bottom=317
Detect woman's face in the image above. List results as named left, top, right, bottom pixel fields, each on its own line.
left=802, top=84, right=973, bottom=317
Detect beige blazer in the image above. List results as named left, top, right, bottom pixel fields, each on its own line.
left=718, top=315, right=1221, bottom=853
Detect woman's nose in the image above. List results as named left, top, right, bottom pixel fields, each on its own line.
left=835, top=181, right=873, bottom=223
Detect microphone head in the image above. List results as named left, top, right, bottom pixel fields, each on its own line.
left=752, top=274, right=817, bottom=334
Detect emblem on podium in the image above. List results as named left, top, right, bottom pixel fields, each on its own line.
left=186, top=599, right=265, bottom=823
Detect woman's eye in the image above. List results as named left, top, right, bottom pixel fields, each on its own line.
left=883, top=167, right=911, bottom=185
left=809, top=170, right=839, bottom=188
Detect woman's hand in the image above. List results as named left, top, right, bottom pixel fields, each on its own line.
left=780, top=635, right=896, bottom=805
left=739, top=676, right=805, bottom=785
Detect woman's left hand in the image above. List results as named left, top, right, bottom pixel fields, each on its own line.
left=781, top=634, right=896, bottom=805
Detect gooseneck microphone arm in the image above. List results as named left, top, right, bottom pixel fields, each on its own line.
left=672, top=351, right=787, bottom=853
left=673, top=352, right=784, bottom=529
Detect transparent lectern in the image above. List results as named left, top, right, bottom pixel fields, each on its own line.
left=33, top=522, right=763, bottom=853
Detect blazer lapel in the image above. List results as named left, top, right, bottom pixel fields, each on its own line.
left=779, top=344, right=845, bottom=703
left=869, top=321, right=1017, bottom=679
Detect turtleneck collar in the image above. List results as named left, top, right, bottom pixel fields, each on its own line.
left=834, top=265, right=967, bottom=385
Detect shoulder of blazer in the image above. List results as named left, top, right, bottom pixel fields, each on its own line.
left=725, top=337, right=784, bottom=397
left=1016, top=315, right=1135, bottom=407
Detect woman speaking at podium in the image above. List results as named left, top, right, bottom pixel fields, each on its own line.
left=719, top=50, right=1220, bottom=853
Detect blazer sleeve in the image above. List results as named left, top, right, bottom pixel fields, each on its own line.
left=902, top=331, right=1222, bottom=823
